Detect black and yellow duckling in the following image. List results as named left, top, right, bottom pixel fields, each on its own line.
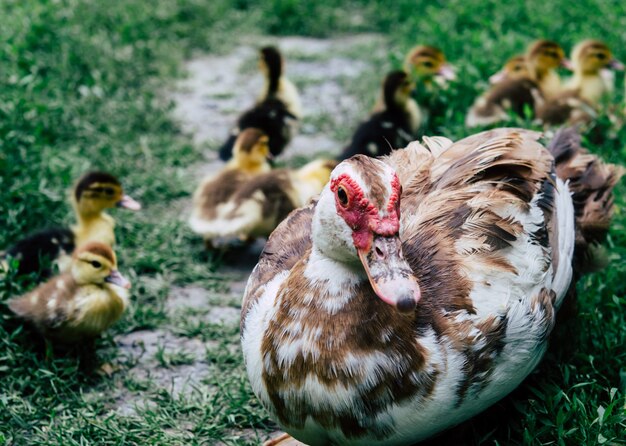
left=1, top=172, right=140, bottom=278
left=189, top=158, right=336, bottom=248
left=537, top=40, right=624, bottom=125
left=466, top=40, right=569, bottom=127
left=340, top=71, right=418, bottom=160
left=218, top=46, right=301, bottom=162
left=403, top=45, right=456, bottom=89
left=8, top=242, right=130, bottom=343
left=189, top=128, right=271, bottom=247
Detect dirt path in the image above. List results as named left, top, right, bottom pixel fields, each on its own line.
left=108, top=34, right=386, bottom=443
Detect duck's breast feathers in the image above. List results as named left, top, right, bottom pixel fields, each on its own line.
left=241, top=201, right=315, bottom=330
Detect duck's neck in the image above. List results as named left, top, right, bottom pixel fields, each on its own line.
left=72, top=203, right=115, bottom=246
left=264, top=71, right=281, bottom=97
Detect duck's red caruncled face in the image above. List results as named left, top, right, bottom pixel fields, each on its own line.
left=330, top=173, right=420, bottom=312
left=330, top=173, right=401, bottom=251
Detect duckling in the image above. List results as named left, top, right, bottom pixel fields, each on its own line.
left=8, top=242, right=130, bottom=343
left=466, top=41, right=569, bottom=127
left=466, top=70, right=542, bottom=128
left=526, top=39, right=570, bottom=98
left=340, top=71, right=418, bottom=160
left=537, top=40, right=624, bottom=125
left=403, top=45, right=456, bottom=88
left=190, top=158, right=336, bottom=247
left=2, top=172, right=140, bottom=278
left=488, top=55, right=529, bottom=84
left=566, top=40, right=623, bottom=104
left=219, top=46, right=301, bottom=162
left=189, top=128, right=271, bottom=246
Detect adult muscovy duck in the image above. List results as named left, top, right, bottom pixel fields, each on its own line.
left=241, top=128, right=622, bottom=446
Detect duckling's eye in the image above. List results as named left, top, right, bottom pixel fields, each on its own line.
left=596, top=53, right=606, bottom=60
left=422, top=61, right=434, bottom=68
left=91, top=261, right=102, bottom=269
left=337, top=187, right=349, bottom=207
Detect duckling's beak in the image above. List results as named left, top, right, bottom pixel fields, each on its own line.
left=105, top=269, right=131, bottom=289
left=357, top=235, right=421, bottom=313
left=561, top=58, right=574, bottom=70
left=489, top=69, right=507, bottom=85
left=608, top=59, right=625, bottom=71
left=117, top=194, right=142, bottom=211
left=436, top=63, right=457, bottom=81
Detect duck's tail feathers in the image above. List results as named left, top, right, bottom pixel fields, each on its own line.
left=547, top=127, right=624, bottom=273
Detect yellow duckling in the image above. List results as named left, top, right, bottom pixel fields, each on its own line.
left=189, top=128, right=271, bottom=247
left=190, top=158, right=337, bottom=248
left=566, top=40, right=624, bottom=104
left=2, top=172, right=140, bottom=278
left=537, top=40, right=624, bottom=125
left=8, top=242, right=131, bottom=342
left=525, top=39, right=570, bottom=98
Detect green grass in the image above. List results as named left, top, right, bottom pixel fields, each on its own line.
left=1, top=0, right=625, bottom=445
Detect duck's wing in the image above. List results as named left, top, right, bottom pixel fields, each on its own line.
left=241, top=200, right=315, bottom=330
left=389, top=129, right=573, bottom=320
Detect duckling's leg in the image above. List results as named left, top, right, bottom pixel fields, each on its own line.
left=263, top=433, right=307, bottom=446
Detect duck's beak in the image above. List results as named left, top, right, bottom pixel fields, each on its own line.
left=609, top=59, right=625, bottom=71
left=116, top=194, right=142, bottom=211
left=105, top=269, right=131, bottom=289
left=489, top=69, right=507, bottom=85
left=561, top=58, right=574, bottom=70
left=436, top=63, right=457, bottom=81
left=357, top=235, right=421, bottom=313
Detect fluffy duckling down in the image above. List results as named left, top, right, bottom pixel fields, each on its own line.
left=537, top=40, right=624, bottom=125
left=466, top=40, right=570, bottom=127
left=189, top=128, right=271, bottom=246
left=219, top=46, right=301, bottom=161
left=1, top=172, right=140, bottom=278
left=8, top=242, right=131, bottom=343
left=341, top=71, right=419, bottom=160
left=190, top=158, right=337, bottom=247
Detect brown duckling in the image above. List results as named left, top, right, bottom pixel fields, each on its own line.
left=219, top=46, right=301, bottom=162
left=340, top=71, right=418, bottom=160
left=1, top=172, right=140, bottom=278
left=189, top=128, right=271, bottom=246
left=537, top=40, right=624, bottom=125
left=8, top=242, right=131, bottom=343
left=190, top=158, right=336, bottom=248
left=488, top=55, right=529, bottom=84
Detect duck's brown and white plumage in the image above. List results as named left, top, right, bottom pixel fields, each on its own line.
left=241, top=128, right=621, bottom=445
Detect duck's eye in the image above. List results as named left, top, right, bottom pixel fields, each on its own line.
left=337, top=186, right=349, bottom=207
left=596, top=53, right=606, bottom=60
left=91, top=261, right=102, bottom=269
left=422, top=61, right=434, bottom=68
